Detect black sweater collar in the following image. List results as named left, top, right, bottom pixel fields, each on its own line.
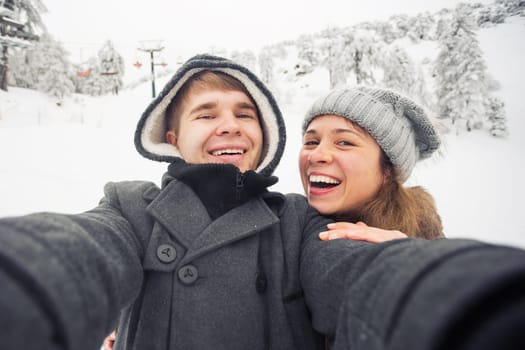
left=166, top=159, right=278, bottom=220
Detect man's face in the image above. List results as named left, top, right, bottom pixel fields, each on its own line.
left=166, top=87, right=263, bottom=172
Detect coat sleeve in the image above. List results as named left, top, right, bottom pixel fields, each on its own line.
left=299, top=204, right=525, bottom=350
left=0, top=182, right=147, bottom=350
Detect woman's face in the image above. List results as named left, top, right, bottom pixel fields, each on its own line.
left=299, top=115, right=385, bottom=216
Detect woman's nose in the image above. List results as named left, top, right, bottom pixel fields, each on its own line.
left=308, top=144, right=332, bottom=163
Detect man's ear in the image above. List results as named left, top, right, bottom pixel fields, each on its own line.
left=166, top=130, right=177, bottom=146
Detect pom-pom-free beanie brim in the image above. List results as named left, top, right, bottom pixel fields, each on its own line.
left=303, top=87, right=440, bottom=181
left=134, top=54, right=286, bottom=177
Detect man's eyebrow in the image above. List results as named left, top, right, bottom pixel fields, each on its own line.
left=236, top=102, right=257, bottom=111
left=188, top=102, right=217, bottom=115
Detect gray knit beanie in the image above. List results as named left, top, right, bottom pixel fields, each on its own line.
left=303, top=86, right=440, bottom=181
left=135, top=54, right=286, bottom=177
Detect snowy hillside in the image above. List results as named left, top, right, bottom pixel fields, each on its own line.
left=1, top=16, right=524, bottom=248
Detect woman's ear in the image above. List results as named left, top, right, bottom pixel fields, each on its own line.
left=382, top=163, right=395, bottom=186
left=166, top=130, right=177, bottom=146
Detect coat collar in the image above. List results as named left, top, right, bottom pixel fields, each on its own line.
left=146, top=178, right=279, bottom=264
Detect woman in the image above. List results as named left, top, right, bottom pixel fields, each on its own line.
left=300, top=86, right=444, bottom=242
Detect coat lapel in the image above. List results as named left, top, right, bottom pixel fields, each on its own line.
left=146, top=178, right=211, bottom=248
left=146, top=177, right=279, bottom=264
left=180, top=197, right=279, bottom=264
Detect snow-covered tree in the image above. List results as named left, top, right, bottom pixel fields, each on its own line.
left=318, top=27, right=349, bottom=88
left=16, top=0, right=47, bottom=34
left=75, top=57, right=106, bottom=96
left=339, top=31, right=379, bottom=86
left=389, top=14, right=411, bottom=39
left=477, top=2, right=508, bottom=27
left=370, top=21, right=398, bottom=44
left=434, top=4, right=488, bottom=132
left=1, top=0, right=47, bottom=90
left=7, top=46, right=37, bottom=88
left=258, top=46, right=275, bottom=86
left=231, top=50, right=256, bottom=72
left=406, top=12, right=435, bottom=42
left=98, top=40, right=124, bottom=95
left=487, top=96, right=508, bottom=137
left=32, top=34, right=75, bottom=104
left=297, top=29, right=344, bottom=88
left=495, top=0, right=525, bottom=17
left=380, top=45, right=417, bottom=94
left=296, top=34, right=320, bottom=68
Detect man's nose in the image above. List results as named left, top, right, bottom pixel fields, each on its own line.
left=217, top=114, right=241, bottom=135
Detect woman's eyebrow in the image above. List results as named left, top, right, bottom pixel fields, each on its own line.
left=305, top=127, right=364, bottom=138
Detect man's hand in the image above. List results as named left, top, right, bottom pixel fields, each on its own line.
left=101, top=330, right=117, bottom=350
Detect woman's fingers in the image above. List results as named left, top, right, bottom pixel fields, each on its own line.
left=319, top=222, right=407, bottom=243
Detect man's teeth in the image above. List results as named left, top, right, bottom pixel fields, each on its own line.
left=212, top=149, right=244, bottom=156
left=309, top=175, right=340, bottom=185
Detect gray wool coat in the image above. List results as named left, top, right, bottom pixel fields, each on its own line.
left=1, top=175, right=525, bottom=350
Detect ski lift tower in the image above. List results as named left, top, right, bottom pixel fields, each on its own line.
left=137, top=40, right=166, bottom=98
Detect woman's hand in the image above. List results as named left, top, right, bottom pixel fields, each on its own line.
left=101, top=330, right=117, bottom=350
left=319, top=221, right=407, bottom=243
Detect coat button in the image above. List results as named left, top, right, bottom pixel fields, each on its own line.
left=178, top=265, right=198, bottom=285
left=255, top=272, right=267, bottom=293
left=156, top=244, right=177, bottom=263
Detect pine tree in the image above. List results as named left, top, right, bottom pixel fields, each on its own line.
left=339, top=31, right=379, bottom=86
left=77, top=57, right=106, bottom=96
left=7, top=47, right=37, bottom=88
left=434, top=4, right=488, bottom=131
left=231, top=50, right=256, bottom=72
left=296, top=34, right=320, bottom=68
left=1, top=0, right=47, bottom=90
left=32, top=34, right=75, bottom=105
left=495, top=0, right=525, bottom=17
left=258, top=46, right=275, bottom=86
left=380, top=45, right=417, bottom=94
left=406, top=12, right=435, bottom=42
left=98, top=40, right=125, bottom=95
left=373, top=21, right=398, bottom=44
left=17, top=0, right=47, bottom=34
left=487, top=96, right=508, bottom=137
left=318, top=27, right=348, bottom=88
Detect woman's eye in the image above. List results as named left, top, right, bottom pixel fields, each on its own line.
left=303, top=140, right=319, bottom=146
left=337, top=140, right=354, bottom=146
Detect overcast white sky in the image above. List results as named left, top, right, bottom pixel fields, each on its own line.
left=42, top=0, right=491, bottom=63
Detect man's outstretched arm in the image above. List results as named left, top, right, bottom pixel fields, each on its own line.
left=0, top=187, right=145, bottom=350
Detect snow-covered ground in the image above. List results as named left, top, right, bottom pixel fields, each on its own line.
left=1, top=17, right=524, bottom=248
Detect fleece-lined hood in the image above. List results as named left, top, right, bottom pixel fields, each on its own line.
left=134, top=54, right=286, bottom=177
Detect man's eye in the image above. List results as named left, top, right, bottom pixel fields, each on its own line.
left=197, top=115, right=214, bottom=120
left=237, top=114, right=255, bottom=119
